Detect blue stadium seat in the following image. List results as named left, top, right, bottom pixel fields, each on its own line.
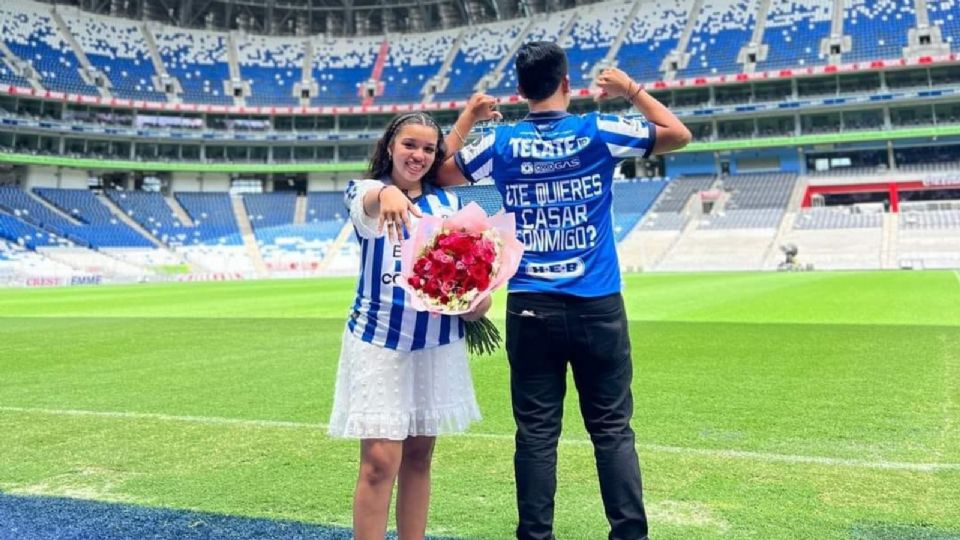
left=843, top=0, right=917, bottom=62
left=757, top=0, right=832, bottom=70
left=677, top=0, right=763, bottom=78
left=238, top=35, right=302, bottom=107
left=173, top=192, right=243, bottom=245
left=153, top=28, right=233, bottom=105
left=64, top=11, right=166, bottom=101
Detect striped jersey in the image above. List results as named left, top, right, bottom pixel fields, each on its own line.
left=344, top=179, right=466, bottom=351
left=454, top=111, right=656, bottom=297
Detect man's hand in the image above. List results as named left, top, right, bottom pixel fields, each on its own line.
left=594, top=67, right=638, bottom=101
left=463, top=93, right=503, bottom=124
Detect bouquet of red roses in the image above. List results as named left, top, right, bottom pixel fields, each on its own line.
left=400, top=202, right=523, bottom=355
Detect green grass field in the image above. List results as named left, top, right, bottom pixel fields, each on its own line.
left=1, top=271, right=959, bottom=539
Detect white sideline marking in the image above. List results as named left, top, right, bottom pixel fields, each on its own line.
left=954, top=270, right=960, bottom=286
left=2, top=405, right=959, bottom=473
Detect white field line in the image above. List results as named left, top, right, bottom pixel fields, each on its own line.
left=2, top=405, right=959, bottom=473
left=954, top=270, right=960, bottom=286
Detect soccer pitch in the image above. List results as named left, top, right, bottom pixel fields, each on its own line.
left=1, top=271, right=959, bottom=539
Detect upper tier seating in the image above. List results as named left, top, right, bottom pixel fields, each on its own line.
left=927, top=0, right=960, bottom=52
left=310, top=36, right=380, bottom=107
left=238, top=35, right=303, bottom=107
left=488, top=11, right=574, bottom=96
left=154, top=27, right=232, bottom=105
left=0, top=0, right=98, bottom=94
left=616, top=0, right=690, bottom=83
left=561, top=1, right=633, bottom=86
left=842, top=0, right=917, bottom=62
left=757, top=0, right=832, bottom=70
left=678, top=0, right=763, bottom=78
left=63, top=9, right=166, bottom=101
left=379, top=30, right=453, bottom=104
left=433, top=19, right=527, bottom=102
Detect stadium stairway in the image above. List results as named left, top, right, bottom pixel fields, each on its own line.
left=141, top=22, right=179, bottom=103
left=97, top=193, right=164, bottom=248
left=230, top=195, right=268, bottom=277
left=363, top=39, right=389, bottom=107
left=50, top=7, right=110, bottom=99
left=317, top=222, right=354, bottom=273
left=740, top=0, right=772, bottom=73
left=761, top=211, right=797, bottom=269
left=882, top=212, right=899, bottom=269
left=663, top=0, right=706, bottom=79
left=226, top=31, right=243, bottom=107
left=0, top=41, right=44, bottom=91
left=593, top=0, right=644, bottom=78
left=166, top=196, right=194, bottom=226
left=483, top=18, right=536, bottom=92
left=422, top=28, right=466, bottom=103
left=293, top=195, right=307, bottom=224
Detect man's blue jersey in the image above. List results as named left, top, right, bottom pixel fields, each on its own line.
left=455, top=111, right=656, bottom=297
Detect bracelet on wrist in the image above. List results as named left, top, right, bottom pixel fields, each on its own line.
left=452, top=124, right=467, bottom=145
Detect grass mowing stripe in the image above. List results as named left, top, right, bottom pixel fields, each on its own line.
left=4, top=405, right=959, bottom=473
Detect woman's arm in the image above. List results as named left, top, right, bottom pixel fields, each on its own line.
left=437, top=93, right=502, bottom=187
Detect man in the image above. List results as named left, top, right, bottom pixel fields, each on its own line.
left=438, top=41, right=691, bottom=540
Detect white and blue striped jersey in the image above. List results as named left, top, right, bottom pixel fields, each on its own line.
left=344, top=179, right=466, bottom=351
left=454, top=111, right=656, bottom=297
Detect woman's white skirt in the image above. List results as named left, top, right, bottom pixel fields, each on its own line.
left=328, top=329, right=482, bottom=440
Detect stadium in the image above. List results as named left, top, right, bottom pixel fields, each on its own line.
left=0, top=0, right=958, bottom=538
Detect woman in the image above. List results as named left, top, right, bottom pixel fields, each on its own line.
left=328, top=95, right=501, bottom=540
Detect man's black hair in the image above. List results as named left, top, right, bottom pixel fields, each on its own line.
left=515, top=41, right=567, bottom=101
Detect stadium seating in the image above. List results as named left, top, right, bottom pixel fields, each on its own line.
left=561, top=1, right=632, bottom=85
left=0, top=0, right=99, bottom=95
left=153, top=27, right=232, bottom=105
left=757, top=0, right=832, bottom=70
left=3, top=0, right=958, bottom=107
left=305, top=192, right=346, bottom=222
left=173, top=192, right=243, bottom=245
left=378, top=30, right=452, bottom=104
left=0, top=48, right=31, bottom=87
left=615, top=0, right=689, bottom=83
left=33, top=188, right=154, bottom=247
left=647, top=175, right=717, bottom=213
left=237, top=35, right=302, bottom=107
left=433, top=19, right=527, bottom=102
left=612, top=179, right=669, bottom=241
left=0, top=212, right=66, bottom=249
left=678, top=0, right=763, bottom=78
left=106, top=190, right=188, bottom=245
left=450, top=184, right=503, bottom=216
left=310, top=36, right=380, bottom=106
left=842, top=0, right=917, bottom=62
left=63, top=10, right=166, bottom=101
left=794, top=207, right=884, bottom=229
left=488, top=11, right=574, bottom=96
left=243, top=192, right=297, bottom=229
left=899, top=209, right=960, bottom=229
left=927, top=0, right=960, bottom=52
left=720, top=173, right=796, bottom=210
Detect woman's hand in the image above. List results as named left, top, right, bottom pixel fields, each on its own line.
left=461, top=295, right=492, bottom=322
left=378, top=185, right=422, bottom=243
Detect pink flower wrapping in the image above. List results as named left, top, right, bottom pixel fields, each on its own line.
left=400, top=202, right=524, bottom=315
